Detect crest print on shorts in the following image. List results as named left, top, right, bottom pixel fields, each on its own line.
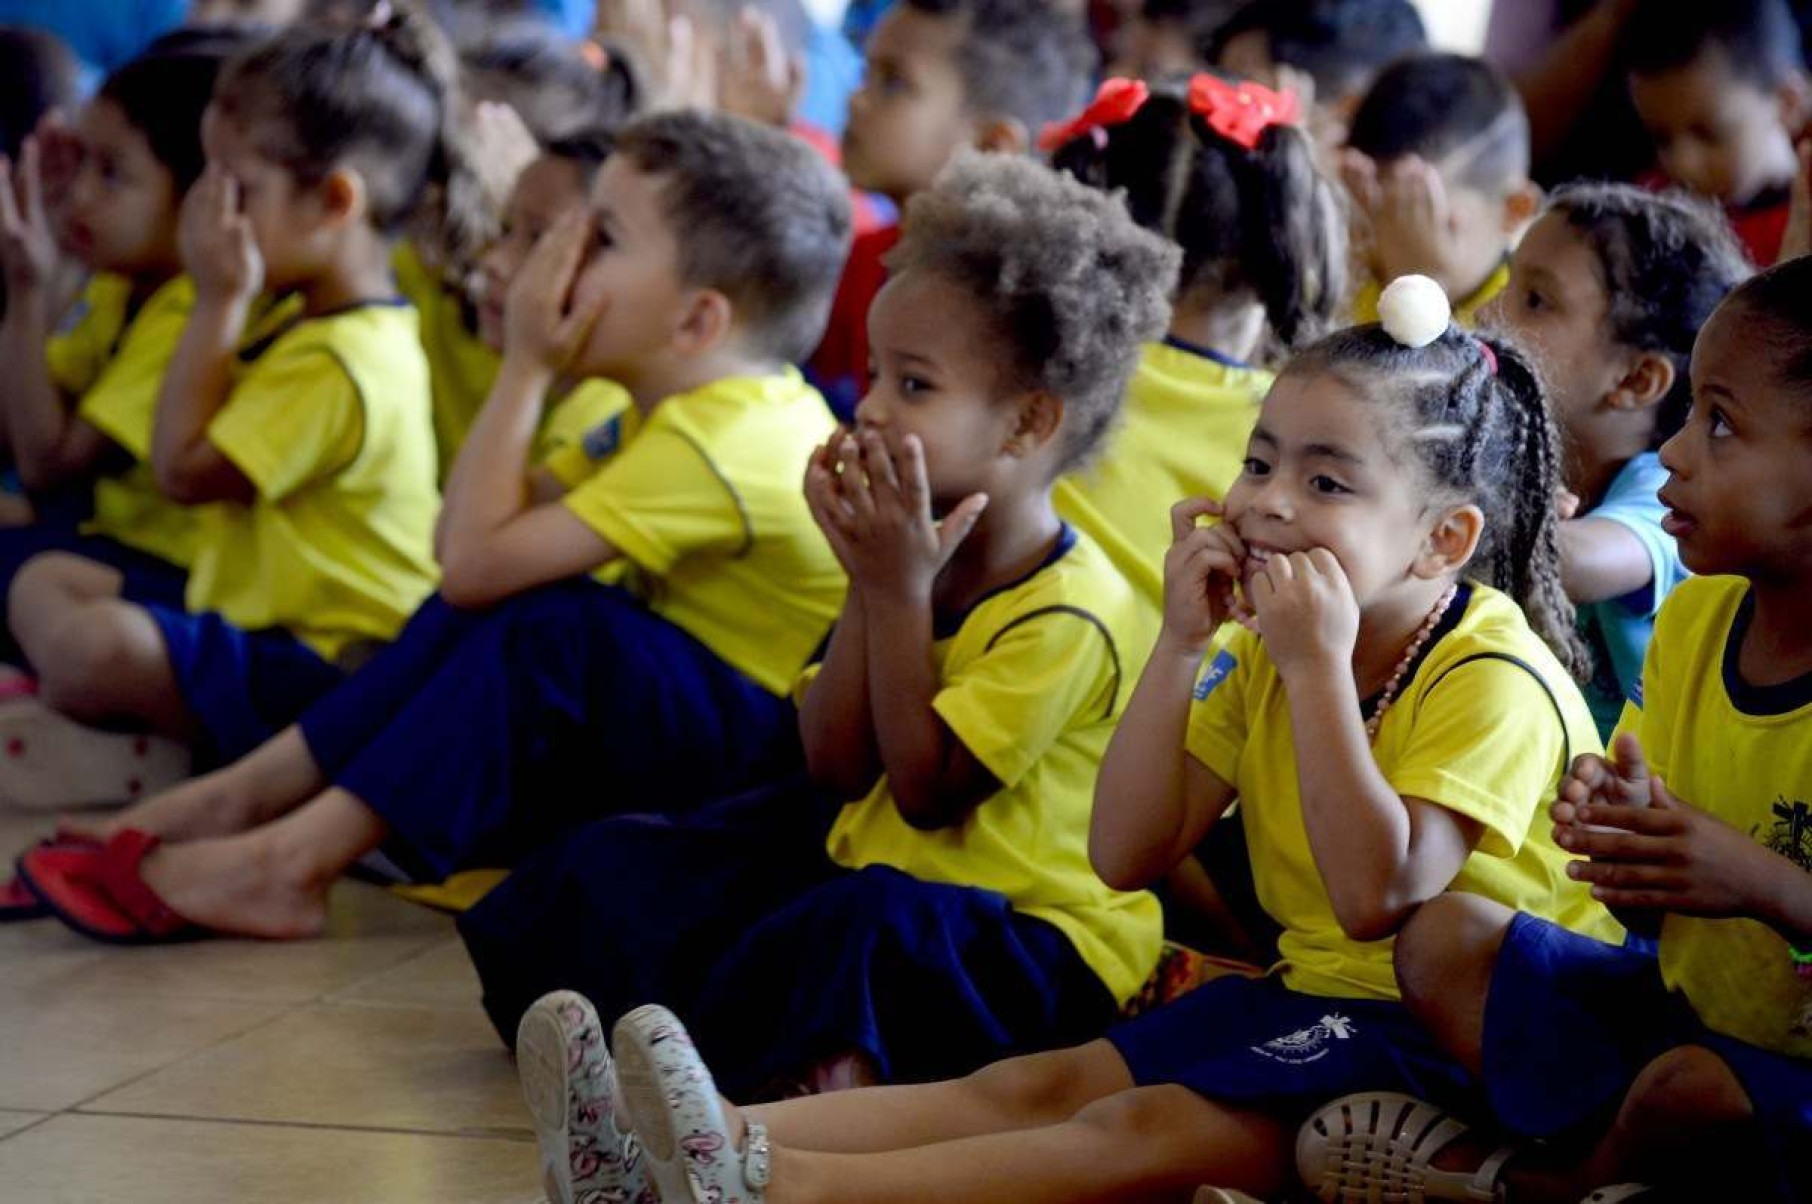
left=1252, top=1013, right=1356, bottom=1064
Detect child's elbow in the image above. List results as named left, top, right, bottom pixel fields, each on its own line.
left=438, top=557, right=504, bottom=610
left=1331, top=894, right=1412, bottom=944
left=1089, top=843, right=1153, bottom=894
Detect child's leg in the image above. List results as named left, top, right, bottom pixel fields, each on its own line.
left=1390, top=891, right=1519, bottom=1074
left=744, top=1040, right=1136, bottom=1153
left=64, top=724, right=327, bottom=845
left=134, top=786, right=389, bottom=939
left=747, top=1082, right=1291, bottom=1203
left=8, top=552, right=197, bottom=737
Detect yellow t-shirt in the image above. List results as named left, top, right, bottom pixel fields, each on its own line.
left=45, top=274, right=133, bottom=397
left=1187, top=583, right=1620, bottom=1000
left=821, top=528, right=1163, bottom=1007
left=67, top=276, right=205, bottom=568
left=395, top=244, right=634, bottom=476
left=1056, top=339, right=1271, bottom=650
left=1617, top=575, right=1812, bottom=1059
left=1352, top=257, right=1511, bottom=327
left=545, top=370, right=844, bottom=696
left=184, top=300, right=441, bottom=662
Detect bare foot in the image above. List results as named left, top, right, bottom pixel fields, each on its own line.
left=58, top=768, right=261, bottom=846
left=138, top=833, right=330, bottom=940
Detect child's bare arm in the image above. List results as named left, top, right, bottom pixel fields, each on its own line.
left=1558, top=517, right=1657, bottom=606
left=0, top=143, right=109, bottom=486
left=1092, top=497, right=1242, bottom=890
left=438, top=209, right=618, bottom=605
left=842, top=431, right=993, bottom=829
left=151, top=165, right=258, bottom=505
left=1557, top=734, right=1812, bottom=944
left=1257, top=551, right=1485, bottom=941
left=798, top=436, right=882, bottom=796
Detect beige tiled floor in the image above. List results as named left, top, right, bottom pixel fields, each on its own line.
left=0, top=811, right=541, bottom=1202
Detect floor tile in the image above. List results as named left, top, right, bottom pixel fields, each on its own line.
left=0, top=988, right=287, bottom=1112
left=86, top=1002, right=528, bottom=1139
left=328, top=938, right=485, bottom=1010
left=0, top=882, right=454, bottom=1003
left=0, top=1110, right=48, bottom=1140
left=0, top=1114, right=539, bottom=1204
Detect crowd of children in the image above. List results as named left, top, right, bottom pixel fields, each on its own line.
left=0, top=0, right=1806, bottom=1201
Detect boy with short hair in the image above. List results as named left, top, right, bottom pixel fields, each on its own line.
left=808, top=0, right=1095, bottom=416
left=1341, top=52, right=1541, bottom=326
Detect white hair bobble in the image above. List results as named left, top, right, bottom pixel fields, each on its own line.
left=1377, top=274, right=1451, bottom=349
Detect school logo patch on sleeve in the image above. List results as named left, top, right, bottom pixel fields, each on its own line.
left=1193, top=649, right=1238, bottom=701
left=582, top=415, right=624, bottom=461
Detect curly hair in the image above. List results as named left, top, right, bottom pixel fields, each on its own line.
left=888, top=155, right=1180, bottom=472
left=613, top=111, right=852, bottom=363
left=1546, top=182, right=1751, bottom=447
left=902, top=0, right=1096, bottom=138
left=1050, top=79, right=1346, bottom=350
left=1286, top=325, right=1590, bottom=679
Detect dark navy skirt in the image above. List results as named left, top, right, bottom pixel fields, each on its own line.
left=298, top=580, right=805, bottom=880
left=457, top=779, right=1117, bottom=1098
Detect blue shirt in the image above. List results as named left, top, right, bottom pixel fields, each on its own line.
left=0, top=0, right=186, bottom=75
left=1578, top=452, right=1688, bottom=737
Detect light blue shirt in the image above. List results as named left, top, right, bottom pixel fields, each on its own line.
left=0, top=0, right=186, bottom=75
left=1578, top=452, right=1688, bottom=737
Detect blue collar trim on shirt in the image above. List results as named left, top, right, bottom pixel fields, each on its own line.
left=1160, top=333, right=1252, bottom=371
left=933, top=522, right=1079, bottom=640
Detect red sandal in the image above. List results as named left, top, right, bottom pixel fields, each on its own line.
left=16, top=829, right=201, bottom=944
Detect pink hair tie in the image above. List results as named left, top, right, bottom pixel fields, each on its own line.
left=1476, top=338, right=1498, bottom=376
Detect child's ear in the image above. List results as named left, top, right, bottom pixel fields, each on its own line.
left=1607, top=350, right=1676, bottom=413
left=1499, top=179, right=1543, bottom=236
left=319, top=166, right=367, bottom=227
left=973, top=116, right=1029, bottom=156
left=1003, top=389, right=1064, bottom=457
left=671, top=287, right=736, bottom=355
left=1416, top=503, right=1484, bottom=579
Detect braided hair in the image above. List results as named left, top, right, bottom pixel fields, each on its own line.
left=1288, top=325, right=1590, bottom=679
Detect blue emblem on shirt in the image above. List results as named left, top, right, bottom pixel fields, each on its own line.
left=1629, top=674, right=1644, bottom=708
left=582, top=415, right=624, bottom=461
left=1193, top=649, right=1238, bottom=701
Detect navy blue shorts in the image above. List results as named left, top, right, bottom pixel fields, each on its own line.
left=300, top=582, right=803, bottom=880
left=145, top=606, right=344, bottom=764
left=1108, top=974, right=1478, bottom=1120
left=1484, top=912, right=1812, bottom=1200
left=458, top=779, right=1116, bottom=1097
left=0, top=524, right=188, bottom=663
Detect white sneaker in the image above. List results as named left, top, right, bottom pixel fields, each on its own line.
left=517, top=990, right=652, bottom=1204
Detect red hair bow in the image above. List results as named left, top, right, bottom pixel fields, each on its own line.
left=1038, top=78, right=1151, bottom=152
left=1186, top=74, right=1300, bottom=151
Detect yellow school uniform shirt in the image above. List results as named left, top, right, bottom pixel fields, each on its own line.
left=1615, top=575, right=1812, bottom=1059
left=1352, top=257, right=1510, bottom=327
left=395, top=245, right=633, bottom=477
left=544, top=369, right=844, bottom=696
left=58, top=276, right=205, bottom=568
left=1056, top=339, right=1271, bottom=639
left=820, top=527, right=1164, bottom=1007
left=45, top=273, right=133, bottom=396
left=1188, top=583, right=1621, bottom=1001
left=185, top=300, right=441, bottom=662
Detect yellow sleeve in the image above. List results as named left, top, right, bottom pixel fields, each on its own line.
left=1389, top=658, right=1573, bottom=858
left=45, top=281, right=125, bottom=396
left=538, top=381, right=630, bottom=462
left=931, top=607, right=1120, bottom=789
left=207, top=349, right=365, bottom=502
left=560, top=425, right=744, bottom=575
left=1184, top=639, right=1252, bottom=785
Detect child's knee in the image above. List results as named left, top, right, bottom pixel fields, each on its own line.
left=1621, top=1045, right=1754, bottom=1132
left=1393, top=893, right=1513, bottom=1019
left=964, top=1045, right=1113, bottom=1121
left=8, top=552, right=118, bottom=642
left=36, top=608, right=142, bottom=713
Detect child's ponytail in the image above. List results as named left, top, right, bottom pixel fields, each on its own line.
left=1477, top=336, right=1589, bottom=679
left=1047, top=78, right=1346, bottom=355
left=363, top=2, right=494, bottom=280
